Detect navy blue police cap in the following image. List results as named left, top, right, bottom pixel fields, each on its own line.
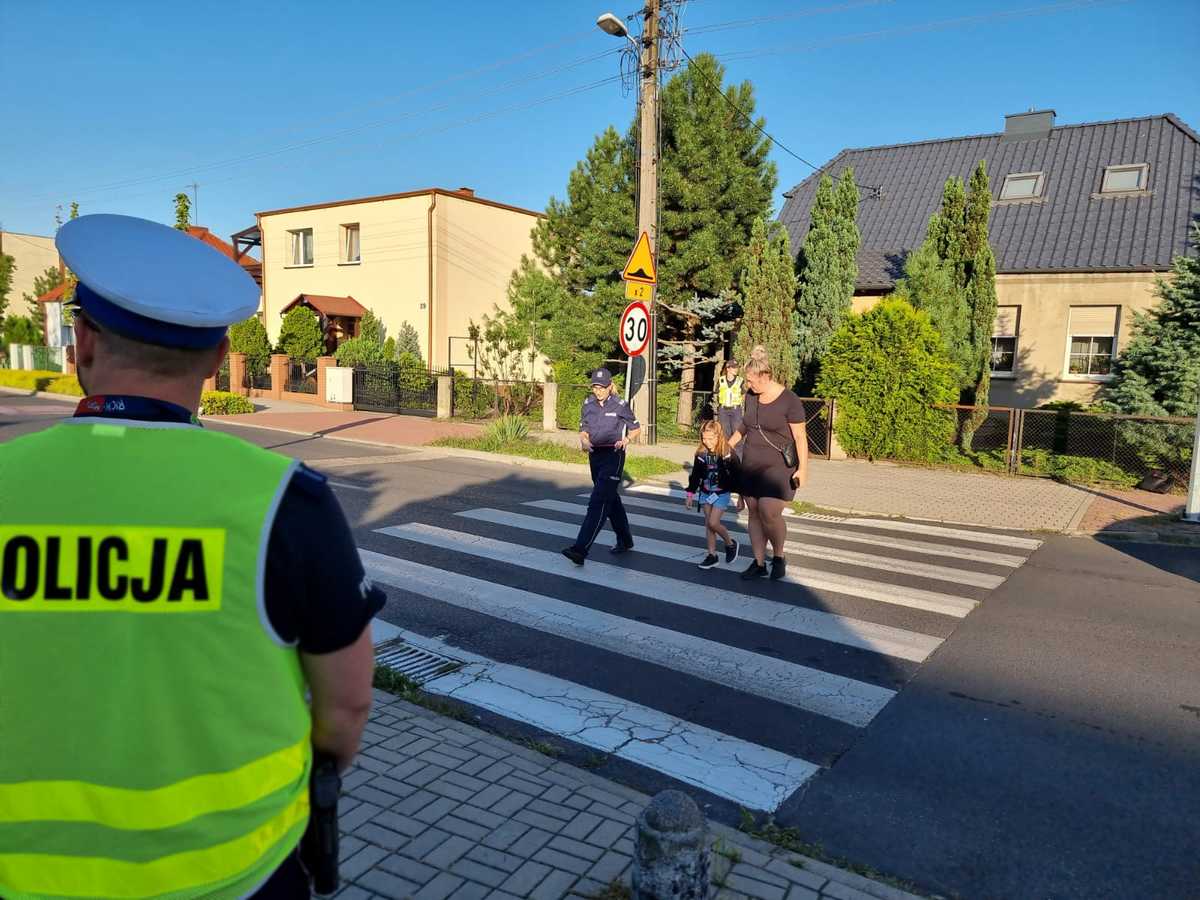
left=590, top=367, right=613, bottom=387
left=56, top=214, right=260, bottom=349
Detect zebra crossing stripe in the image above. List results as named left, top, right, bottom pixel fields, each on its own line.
left=377, top=523, right=942, bottom=662
left=359, top=549, right=896, bottom=727
left=369, top=622, right=820, bottom=812
left=625, top=484, right=1042, bottom=551
left=455, top=508, right=979, bottom=618
left=530, top=500, right=1004, bottom=589
left=600, top=493, right=1029, bottom=568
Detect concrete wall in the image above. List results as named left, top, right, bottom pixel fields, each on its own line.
left=1, top=232, right=58, bottom=318
left=849, top=272, right=1160, bottom=407
left=259, top=191, right=538, bottom=370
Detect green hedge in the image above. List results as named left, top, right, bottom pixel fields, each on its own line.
left=200, top=391, right=254, bottom=415
left=817, top=298, right=958, bottom=461
left=0, top=369, right=83, bottom=396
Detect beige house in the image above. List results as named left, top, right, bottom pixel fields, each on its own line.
left=245, top=187, right=542, bottom=369
left=781, top=111, right=1200, bottom=407
left=1, top=231, right=59, bottom=318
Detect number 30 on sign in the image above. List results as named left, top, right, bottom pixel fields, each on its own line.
left=620, top=301, right=650, bottom=357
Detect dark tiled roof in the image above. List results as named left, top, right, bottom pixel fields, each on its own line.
left=779, top=114, right=1200, bottom=290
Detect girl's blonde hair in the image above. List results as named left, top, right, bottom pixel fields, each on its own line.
left=696, top=418, right=730, bottom=457
left=743, top=345, right=772, bottom=378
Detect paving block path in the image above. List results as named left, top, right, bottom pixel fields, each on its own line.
left=336, top=690, right=922, bottom=900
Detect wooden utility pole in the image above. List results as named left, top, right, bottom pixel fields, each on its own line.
left=630, top=0, right=660, bottom=444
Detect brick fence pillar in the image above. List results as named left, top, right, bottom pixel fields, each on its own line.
left=202, top=374, right=216, bottom=392
left=228, top=352, right=248, bottom=396
left=269, top=354, right=288, bottom=399
left=316, top=356, right=335, bottom=408
left=542, top=381, right=558, bottom=432
left=64, top=345, right=77, bottom=376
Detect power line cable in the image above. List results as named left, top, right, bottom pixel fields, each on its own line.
left=683, top=0, right=893, bottom=35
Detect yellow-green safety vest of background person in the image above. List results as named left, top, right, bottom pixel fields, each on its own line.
left=0, top=418, right=312, bottom=900
left=718, top=375, right=744, bottom=409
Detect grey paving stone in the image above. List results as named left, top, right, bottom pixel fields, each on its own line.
left=588, top=849, right=633, bottom=883
left=477, top=761, right=515, bottom=783
left=819, top=882, right=876, bottom=900
left=413, top=872, right=466, bottom=900
left=586, top=802, right=634, bottom=825
left=515, top=809, right=570, bottom=833
left=501, top=774, right=550, bottom=797
left=468, top=845, right=526, bottom=874
left=372, top=810, right=427, bottom=838
left=442, top=770, right=490, bottom=793
left=448, top=881, right=492, bottom=900
left=567, top=877, right=606, bottom=898
left=370, top=775, right=419, bottom=799
left=560, top=812, right=603, bottom=842
left=583, top=820, right=627, bottom=850
left=424, top=835, right=477, bottom=869
left=400, top=827, right=453, bottom=862
left=577, top=785, right=628, bottom=810
left=418, top=748, right=478, bottom=770
left=483, top=892, right=524, bottom=900
left=477, top=819, right=527, bottom=852
left=450, top=858, right=511, bottom=888
left=441, top=815, right=491, bottom=842
left=540, top=785, right=571, bottom=805
left=725, top=871, right=788, bottom=900
left=384, top=732, right=426, bottom=752
left=471, top=784, right=511, bottom=810
left=388, top=758, right=431, bottom=782
left=351, top=785, right=403, bottom=810
left=356, top=869, right=420, bottom=900
left=612, top=837, right=634, bottom=857
left=407, top=764, right=451, bottom=788
left=505, top=754, right=552, bottom=778
left=540, top=769, right=584, bottom=791
left=785, top=887, right=819, bottom=900
left=400, top=738, right=439, bottom=758
left=341, top=802, right=384, bottom=833
left=334, top=885, right=374, bottom=900
left=356, top=754, right=393, bottom=775
left=529, top=869, right=578, bottom=900
left=500, top=861, right=552, bottom=898
left=393, top=789, right=440, bottom=817
left=532, top=848, right=591, bottom=877
left=363, top=746, right=411, bottom=767
left=415, top=795, right=464, bottom=825
left=378, top=854, right=440, bottom=886
left=506, top=827, right=553, bottom=860
left=339, top=835, right=366, bottom=862
left=764, top=860, right=827, bottom=891
left=730, top=864, right=789, bottom=889
left=470, top=740, right=509, bottom=760
left=354, top=822, right=410, bottom=851
left=490, top=791, right=533, bottom=818
left=547, top=836, right=604, bottom=863
left=563, top=794, right=591, bottom=812
left=453, top=804, right=507, bottom=831
left=527, top=799, right=574, bottom=822
left=343, top=768, right=376, bottom=791
left=429, top=778, right=478, bottom=804
left=438, top=728, right=478, bottom=748
left=342, top=843, right=389, bottom=880
left=457, top=754, right=497, bottom=778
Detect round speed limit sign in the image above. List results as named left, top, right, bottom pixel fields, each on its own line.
left=619, top=301, right=650, bottom=357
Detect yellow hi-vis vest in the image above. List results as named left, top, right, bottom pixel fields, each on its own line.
left=0, top=418, right=311, bottom=900
left=717, top=376, right=744, bottom=409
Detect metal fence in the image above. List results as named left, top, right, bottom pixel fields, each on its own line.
left=353, top=362, right=448, bottom=416
left=243, top=369, right=272, bottom=391
left=215, top=360, right=230, bottom=392
left=30, top=346, right=63, bottom=373
left=454, top=378, right=543, bottom=421
left=286, top=360, right=317, bottom=395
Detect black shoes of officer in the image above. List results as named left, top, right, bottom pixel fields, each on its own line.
left=770, top=556, right=787, bottom=580
left=740, top=560, right=768, bottom=580
left=698, top=553, right=719, bottom=570
left=561, top=547, right=586, bottom=566
left=725, top=539, right=739, bottom=565
left=609, top=541, right=634, bottom=555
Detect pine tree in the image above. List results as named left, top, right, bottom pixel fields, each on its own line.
left=359, top=308, right=384, bottom=345
left=228, top=316, right=271, bottom=375
left=733, top=218, right=798, bottom=389
left=834, top=169, right=861, bottom=309
left=396, top=320, right=423, bottom=360
left=174, top=193, right=192, bottom=230
left=793, top=175, right=841, bottom=381
left=0, top=253, right=14, bottom=321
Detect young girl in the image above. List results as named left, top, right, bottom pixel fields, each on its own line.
left=685, top=419, right=741, bottom=570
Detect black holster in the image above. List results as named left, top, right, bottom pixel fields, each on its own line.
left=300, top=751, right=341, bottom=896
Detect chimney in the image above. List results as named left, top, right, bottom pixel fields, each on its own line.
left=1003, top=108, right=1055, bottom=141
left=457, top=187, right=475, bottom=197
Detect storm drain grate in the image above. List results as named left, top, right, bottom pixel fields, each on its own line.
left=799, top=513, right=845, bottom=523
left=374, top=639, right=464, bottom=686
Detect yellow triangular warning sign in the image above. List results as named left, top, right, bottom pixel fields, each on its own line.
left=621, top=232, right=657, bottom=285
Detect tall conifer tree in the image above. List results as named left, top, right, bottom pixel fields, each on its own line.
left=734, top=218, right=798, bottom=389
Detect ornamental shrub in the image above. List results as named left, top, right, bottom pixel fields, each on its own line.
left=0, top=369, right=82, bottom=395
left=229, top=316, right=271, bottom=375
left=334, top=335, right=388, bottom=367
left=276, top=307, right=323, bottom=362
left=816, top=297, right=958, bottom=461
left=200, top=390, right=254, bottom=415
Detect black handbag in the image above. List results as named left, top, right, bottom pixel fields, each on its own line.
left=752, top=396, right=798, bottom=469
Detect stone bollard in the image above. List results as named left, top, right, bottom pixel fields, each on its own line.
left=436, top=375, right=453, bottom=419
left=542, top=381, right=558, bottom=433
left=632, top=790, right=710, bottom=900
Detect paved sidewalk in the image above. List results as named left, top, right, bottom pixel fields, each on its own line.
left=339, top=690, right=922, bottom=900
left=208, top=409, right=483, bottom=445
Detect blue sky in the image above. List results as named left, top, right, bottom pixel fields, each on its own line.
left=2, top=0, right=1196, bottom=242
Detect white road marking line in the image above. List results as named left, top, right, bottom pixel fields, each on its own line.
left=327, top=480, right=371, bottom=491
left=532, top=500, right=1004, bottom=589
left=360, top=549, right=896, bottom=727
left=600, top=493, right=1029, bottom=568
left=456, top=508, right=978, bottom=618
left=625, top=484, right=1042, bottom=551
left=371, top=622, right=819, bottom=812
left=377, top=523, right=941, bottom=662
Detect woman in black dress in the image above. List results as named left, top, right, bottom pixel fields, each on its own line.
left=728, top=346, right=809, bottom=580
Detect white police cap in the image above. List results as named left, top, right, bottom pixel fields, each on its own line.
left=56, top=214, right=260, bottom=349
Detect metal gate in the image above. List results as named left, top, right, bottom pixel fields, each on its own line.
left=353, top=363, right=443, bottom=416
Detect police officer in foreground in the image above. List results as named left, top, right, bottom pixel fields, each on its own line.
left=561, top=368, right=640, bottom=566
left=0, top=215, right=383, bottom=898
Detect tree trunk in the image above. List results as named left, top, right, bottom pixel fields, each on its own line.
left=678, top=343, right=695, bottom=428
left=959, top=368, right=991, bottom=451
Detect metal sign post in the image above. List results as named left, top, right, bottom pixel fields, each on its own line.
left=1185, top=384, right=1200, bottom=523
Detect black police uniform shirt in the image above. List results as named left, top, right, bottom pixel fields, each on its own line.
left=579, top=394, right=640, bottom=447
left=71, top=396, right=384, bottom=652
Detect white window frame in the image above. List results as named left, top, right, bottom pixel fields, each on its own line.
left=287, top=228, right=314, bottom=268
left=999, top=171, right=1044, bottom=201
left=339, top=223, right=361, bottom=265
left=990, top=306, right=1019, bottom=378
left=1063, top=308, right=1119, bottom=382
left=1099, top=163, right=1149, bottom=195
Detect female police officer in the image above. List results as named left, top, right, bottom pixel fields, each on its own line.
left=561, top=367, right=641, bottom=565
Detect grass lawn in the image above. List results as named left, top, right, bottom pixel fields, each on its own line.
left=431, top=435, right=682, bottom=480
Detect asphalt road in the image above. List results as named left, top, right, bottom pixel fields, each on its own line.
left=4, top=394, right=1198, bottom=899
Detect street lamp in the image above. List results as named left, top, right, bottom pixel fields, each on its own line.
left=596, top=12, right=638, bottom=49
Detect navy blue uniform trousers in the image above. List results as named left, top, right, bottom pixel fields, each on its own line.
left=571, top=446, right=632, bottom=555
